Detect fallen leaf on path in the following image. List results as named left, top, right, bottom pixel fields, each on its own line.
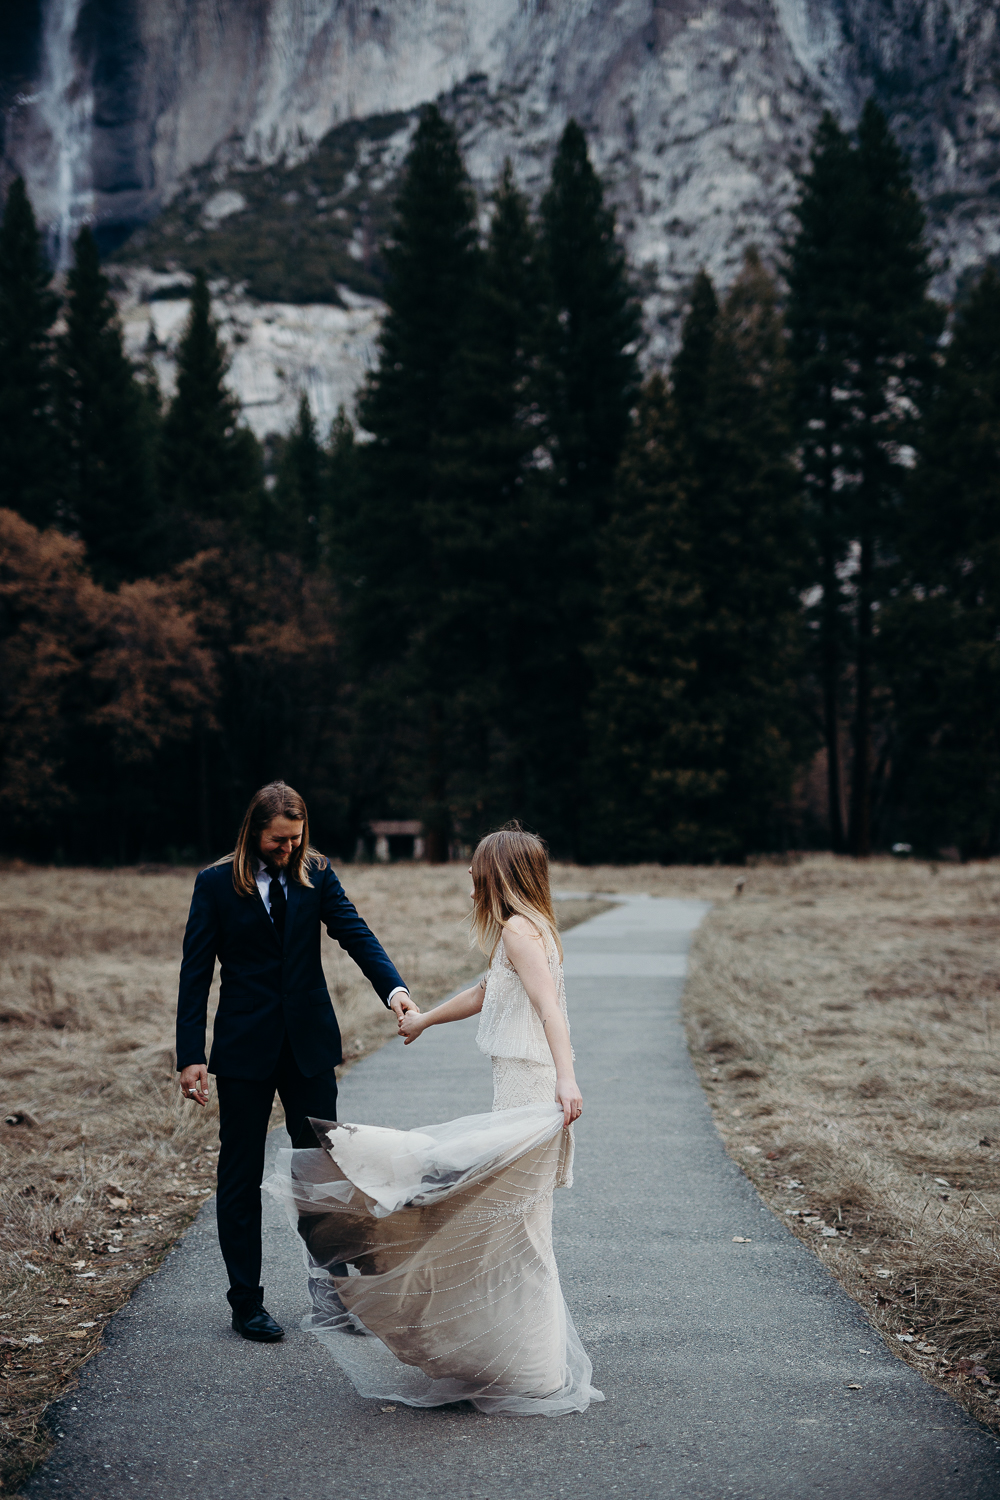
left=732, top=1236, right=751, bottom=1243
left=380, top=1406, right=396, bottom=1413
left=858, top=1349, right=871, bottom=1355
left=846, top=1384, right=863, bottom=1390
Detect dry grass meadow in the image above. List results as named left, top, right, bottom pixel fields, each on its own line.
left=2, top=853, right=998, bottom=1487
left=682, top=854, right=1000, bottom=1433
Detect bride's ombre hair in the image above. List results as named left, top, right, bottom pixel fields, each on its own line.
left=470, top=823, right=563, bottom=963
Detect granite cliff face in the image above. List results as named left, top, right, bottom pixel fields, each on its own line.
left=3, top=1, right=999, bottom=423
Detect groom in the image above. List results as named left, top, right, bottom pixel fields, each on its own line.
left=176, top=780, right=417, bottom=1343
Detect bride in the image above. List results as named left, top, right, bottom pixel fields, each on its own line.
left=266, top=824, right=603, bottom=1415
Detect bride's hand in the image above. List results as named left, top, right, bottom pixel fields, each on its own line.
left=555, top=1076, right=582, bottom=1128
left=398, top=1012, right=425, bottom=1045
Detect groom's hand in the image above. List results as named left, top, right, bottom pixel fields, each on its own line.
left=389, top=991, right=419, bottom=1021
left=179, top=1064, right=209, bottom=1106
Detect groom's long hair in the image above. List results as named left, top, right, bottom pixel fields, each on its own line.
left=470, top=823, right=563, bottom=963
left=225, top=781, right=326, bottom=896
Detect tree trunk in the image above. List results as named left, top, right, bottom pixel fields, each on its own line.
left=820, top=460, right=845, bottom=852
left=849, top=531, right=873, bottom=856
left=423, top=698, right=450, bottom=863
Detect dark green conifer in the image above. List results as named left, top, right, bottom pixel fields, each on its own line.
left=787, top=103, right=942, bottom=854
left=534, top=120, right=642, bottom=852
left=270, top=393, right=324, bottom=564
left=785, top=113, right=856, bottom=851
left=0, top=178, right=60, bottom=527
left=670, top=269, right=718, bottom=450
left=57, top=226, right=159, bottom=584
left=881, top=267, right=1000, bottom=854
left=160, top=270, right=262, bottom=558
left=321, top=403, right=358, bottom=570
left=588, top=373, right=705, bottom=859
left=430, top=162, right=547, bottom=829
left=590, top=256, right=808, bottom=860
left=349, top=105, right=481, bottom=858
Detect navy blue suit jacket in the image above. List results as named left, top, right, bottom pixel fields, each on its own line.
left=175, top=857, right=405, bottom=1080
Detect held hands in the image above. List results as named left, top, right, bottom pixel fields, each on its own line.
left=398, top=1011, right=426, bottom=1045
left=179, top=1064, right=209, bottom=1107
left=389, top=992, right=420, bottom=1022
left=555, top=1075, right=583, bottom=1129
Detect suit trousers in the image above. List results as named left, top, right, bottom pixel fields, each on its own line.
left=215, top=1031, right=338, bottom=1304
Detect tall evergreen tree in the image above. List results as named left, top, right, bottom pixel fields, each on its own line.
left=785, top=114, right=856, bottom=851
left=348, top=105, right=481, bottom=859
left=881, top=267, right=1000, bottom=855
left=787, top=103, right=943, bottom=854
left=321, top=403, right=358, bottom=570
left=590, top=256, right=808, bottom=859
left=268, top=392, right=324, bottom=564
left=0, top=178, right=60, bottom=528
left=429, top=162, right=548, bottom=830
left=160, top=270, right=262, bottom=559
left=534, top=120, right=642, bottom=851
left=587, top=373, right=705, bottom=858
left=57, top=226, right=159, bottom=585
left=670, top=268, right=718, bottom=446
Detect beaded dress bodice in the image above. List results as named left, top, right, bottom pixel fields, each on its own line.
left=476, top=928, right=570, bottom=1065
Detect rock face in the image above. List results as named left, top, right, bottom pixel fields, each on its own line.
left=3, top=1, right=999, bottom=420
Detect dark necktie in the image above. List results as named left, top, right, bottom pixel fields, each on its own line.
left=267, top=870, right=286, bottom=940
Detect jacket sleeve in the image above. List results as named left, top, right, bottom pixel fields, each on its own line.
left=319, top=864, right=405, bottom=1006
left=176, top=870, right=219, bottom=1069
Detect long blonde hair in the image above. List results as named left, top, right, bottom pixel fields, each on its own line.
left=470, top=823, right=562, bottom=963
left=222, top=781, right=326, bottom=896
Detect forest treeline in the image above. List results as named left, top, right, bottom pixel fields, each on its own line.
left=0, top=103, right=997, bottom=864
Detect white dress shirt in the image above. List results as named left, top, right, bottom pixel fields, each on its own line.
left=255, top=859, right=408, bottom=1009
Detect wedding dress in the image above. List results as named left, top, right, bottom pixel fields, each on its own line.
left=265, top=930, right=603, bottom=1415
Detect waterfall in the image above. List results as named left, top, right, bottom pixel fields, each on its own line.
left=38, top=0, right=93, bottom=267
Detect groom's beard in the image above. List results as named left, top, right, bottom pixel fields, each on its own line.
left=258, top=845, right=293, bottom=870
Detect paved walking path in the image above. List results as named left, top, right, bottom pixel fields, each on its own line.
left=25, top=897, right=1000, bottom=1499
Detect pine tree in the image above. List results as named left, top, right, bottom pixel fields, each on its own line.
left=160, top=270, right=262, bottom=559
left=534, top=120, right=642, bottom=852
left=349, top=105, right=481, bottom=859
left=590, top=257, right=808, bottom=860
left=881, top=267, right=1000, bottom=854
left=57, top=226, right=160, bottom=584
left=321, top=404, right=358, bottom=570
left=785, top=113, right=856, bottom=851
left=429, top=162, right=548, bottom=830
left=0, top=178, right=60, bottom=528
left=693, top=252, right=810, bottom=849
left=670, top=269, right=718, bottom=448
left=787, top=103, right=942, bottom=854
left=588, top=374, right=706, bottom=858
left=268, top=393, right=325, bottom=564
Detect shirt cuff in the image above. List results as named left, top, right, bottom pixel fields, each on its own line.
left=386, top=985, right=409, bottom=1009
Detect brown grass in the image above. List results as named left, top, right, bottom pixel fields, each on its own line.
left=682, top=853, right=1000, bottom=1432
left=0, top=857, right=605, bottom=1492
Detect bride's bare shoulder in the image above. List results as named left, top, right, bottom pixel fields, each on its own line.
left=502, top=915, right=545, bottom=946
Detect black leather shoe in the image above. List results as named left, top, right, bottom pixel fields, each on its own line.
left=231, top=1301, right=284, bottom=1342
